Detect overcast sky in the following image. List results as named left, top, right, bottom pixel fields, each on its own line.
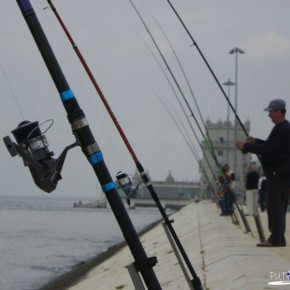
left=1, top=0, right=290, bottom=198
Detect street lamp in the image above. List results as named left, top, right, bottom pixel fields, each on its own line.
left=229, top=47, right=244, bottom=189
left=222, top=79, right=235, bottom=164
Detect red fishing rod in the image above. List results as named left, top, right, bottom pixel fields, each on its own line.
left=47, top=0, right=138, bottom=164
left=47, top=1, right=204, bottom=289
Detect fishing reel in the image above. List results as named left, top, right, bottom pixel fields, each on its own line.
left=3, top=120, right=78, bottom=193
left=116, top=171, right=134, bottom=205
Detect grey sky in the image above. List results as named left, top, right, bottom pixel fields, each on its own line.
left=1, top=0, right=290, bottom=198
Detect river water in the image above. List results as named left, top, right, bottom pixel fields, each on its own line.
left=0, top=194, right=161, bottom=290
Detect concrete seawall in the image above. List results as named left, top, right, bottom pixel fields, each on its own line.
left=45, top=201, right=290, bottom=290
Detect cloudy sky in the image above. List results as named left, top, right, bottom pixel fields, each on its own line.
left=1, top=0, right=290, bottom=198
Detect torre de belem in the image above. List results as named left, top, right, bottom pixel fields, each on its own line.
left=199, top=118, right=252, bottom=199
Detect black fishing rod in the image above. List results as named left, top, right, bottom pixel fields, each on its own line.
left=143, top=39, right=217, bottom=187
left=151, top=87, right=215, bottom=197
left=149, top=16, right=219, bottom=185
left=164, top=1, right=267, bottom=239
left=145, top=27, right=243, bottom=229
left=141, top=13, right=251, bottom=233
left=152, top=15, right=210, bottom=143
left=14, top=1, right=161, bottom=288
left=164, top=0, right=248, bottom=137
left=130, top=0, right=225, bottom=200
left=46, top=1, right=203, bottom=289
left=129, top=0, right=221, bottom=176
left=144, top=29, right=248, bottom=230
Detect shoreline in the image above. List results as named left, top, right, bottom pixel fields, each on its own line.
left=39, top=216, right=164, bottom=290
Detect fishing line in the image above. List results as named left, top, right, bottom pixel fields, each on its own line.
left=138, top=5, right=235, bottom=181
left=19, top=119, right=54, bottom=145
left=130, top=0, right=221, bottom=179
left=0, top=62, right=25, bottom=120
left=150, top=87, right=215, bottom=193
left=149, top=15, right=221, bottom=180
left=150, top=86, right=200, bottom=162
left=164, top=0, right=248, bottom=137
left=143, top=38, right=217, bottom=182
left=150, top=13, right=209, bottom=136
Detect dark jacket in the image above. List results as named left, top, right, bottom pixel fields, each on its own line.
left=244, top=120, right=290, bottom=177
left=245, top=171, right=260, bottom=190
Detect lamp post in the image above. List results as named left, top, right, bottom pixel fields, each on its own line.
left=222, top=79, right=235, bottom=164
left=229, top=47, right=244, bottom=189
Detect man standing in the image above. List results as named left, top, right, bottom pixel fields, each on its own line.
left=245, top=162, right=260, bottom=216
left=236, top=99, right=290, bottom=247
left=258, top=173, right=267, bottom=212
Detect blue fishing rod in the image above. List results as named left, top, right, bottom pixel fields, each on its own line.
left=8, top=1, right=162, bottom=288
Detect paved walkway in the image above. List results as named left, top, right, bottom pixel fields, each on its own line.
left=60, top=201, right=290, bottom=290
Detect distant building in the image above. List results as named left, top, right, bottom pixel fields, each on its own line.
left=132, top=171, right=200, bottom=200
left=199, top=118, right=251, bottom=197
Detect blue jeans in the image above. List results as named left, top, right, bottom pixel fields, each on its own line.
left=220, top=191, right=234, bottom=215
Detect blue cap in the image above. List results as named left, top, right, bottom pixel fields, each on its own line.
left=264, top=99, right=286, bottom=111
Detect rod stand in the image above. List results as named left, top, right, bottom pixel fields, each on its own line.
left=162, top=223, right=195, bottom=290
left=126, top=263, right=146, bottom=290
left=126, top=257, right=158, bottom=290
left=234, top=200, right=252, bottom=234
left=253, top=211, right=265, bottom=242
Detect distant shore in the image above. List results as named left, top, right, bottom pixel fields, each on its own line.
left=39, top=216, right=164, bottom=290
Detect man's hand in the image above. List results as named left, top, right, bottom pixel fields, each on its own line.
left=236, top=140, right=245, bottom=150
left=246, top=136, right=256, bottom=144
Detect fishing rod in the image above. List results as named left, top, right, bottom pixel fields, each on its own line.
left=163, top=1, right=267, bottom=239
left=142, top=22, right=220, bottom=192
left=129, top=0, right=221, bottom=172
left=150, top=86, right=201, bottom=171
left=11, top=1, right=161, bottom=288
left=46, top=1, right=203, bottom=289
left=143, top=26, right=249, bottom=230
left=155, top=81, right=238, bottom=223
left=149, top=16, right=220, bottom=184
left=143, top=38, right=217, bottom=187
left=140, top=10, right=252, bottom=233
left=144, top=26, right=243, bottom=229
left=164, top=0, right=248, bottom=137
left=151, top=15, right=210, bottom=143
left=129, top=0, right=222, bottom=193
left=151, top=87, right=215, bottom=197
